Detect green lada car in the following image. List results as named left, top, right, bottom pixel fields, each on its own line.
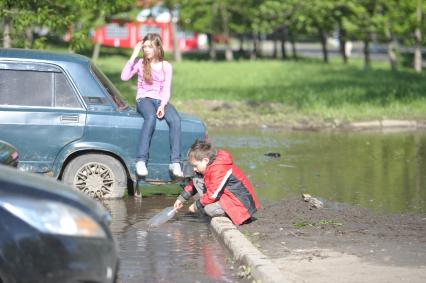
left=0, top=49, right=206, bottom=198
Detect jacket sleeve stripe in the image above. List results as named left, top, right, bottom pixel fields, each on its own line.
left=210, top=168, right=232, bottom=199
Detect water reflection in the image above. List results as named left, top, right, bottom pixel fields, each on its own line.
left=209, top=128, right=426, bottom=213
left=103, top=197, right=243, bottom=283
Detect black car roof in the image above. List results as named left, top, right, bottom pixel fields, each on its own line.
left=0, top=48, right=90, bottom=66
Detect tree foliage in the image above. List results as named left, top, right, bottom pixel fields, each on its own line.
left=1, top=0, right=424, bottom=71
left=0, top=0, right=132, bottom=51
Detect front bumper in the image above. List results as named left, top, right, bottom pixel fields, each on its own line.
left=0, top=219, right=119, bottom=283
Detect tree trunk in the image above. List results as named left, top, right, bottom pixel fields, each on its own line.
left=258, top=34, right=264, bottom=58
left=414, top=0, right=422, bottom=73
left=171, top=17, right=182, bottom=62
left=273, top=38, right=279, bottom=59
left=207, top=33, right=217, bottom=61
left=25, top=27, right=34, bottom=49
left=92, top=41, right=101, bottom=62
left=337, top=20, right=348, bottom=64
left=339, top=39, right=348, bottom=63
left=220, top=1, right=233, bottom=61
left=92, top=16, right=103, bottom=61
left=363, top=33, right=371, bottom=69
left=319, top=28, right=329, bottom=63
left=388, top=41, right=398, bottom=72
left=280, top=27, right=288, bottom=60
left=385, top=22, right=398, bottom=71
left=238, top=35, right=245, bottom=57
left=224, top=40, right=233, bottom=61
left=289, top=33, right=297, bottom=60
left=250, top=32, right=258, bottom=60
left=3, top=16, right=12, bottom=48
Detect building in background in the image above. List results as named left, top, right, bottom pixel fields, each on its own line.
left=91, top=5, right=202, bottom=51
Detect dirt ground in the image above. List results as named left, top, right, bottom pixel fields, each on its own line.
left=238, top=195, right=426, bottom=283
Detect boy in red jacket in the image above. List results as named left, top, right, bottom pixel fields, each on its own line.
left=174, top=140, right=260, bottom=225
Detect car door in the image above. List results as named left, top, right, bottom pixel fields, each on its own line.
left=0, top=62, right=86, bottom=173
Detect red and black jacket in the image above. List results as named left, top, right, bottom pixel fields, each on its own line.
left=181, top=150, right=260, bottom=225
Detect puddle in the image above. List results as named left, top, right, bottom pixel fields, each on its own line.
left=103, top=197, right=249, bottom=283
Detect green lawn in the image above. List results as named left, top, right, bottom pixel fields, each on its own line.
left=95, top=51, right=426, bottom=127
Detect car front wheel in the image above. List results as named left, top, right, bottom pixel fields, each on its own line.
left=62, top=154, right=127, bottom=199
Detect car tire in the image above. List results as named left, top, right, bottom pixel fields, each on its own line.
left=62, top=154, right=127, bottom=199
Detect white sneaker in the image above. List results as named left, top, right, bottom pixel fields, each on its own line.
left=169, top=162, right=183, bottom=177
left=136, top=161, right=148, bottom=176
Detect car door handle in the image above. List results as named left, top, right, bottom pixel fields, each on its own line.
left=60, top=115, right=79, bottom=123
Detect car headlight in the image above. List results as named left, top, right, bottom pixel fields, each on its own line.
left=0, top=197, right=106, bottom=238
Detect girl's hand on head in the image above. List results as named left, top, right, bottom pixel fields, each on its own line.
left=156, top=105, right=165, bottom=119
left=131, top=41, right=143, bottom=61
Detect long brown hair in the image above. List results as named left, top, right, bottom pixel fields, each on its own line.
left=142, top=33, right=165, bottom=84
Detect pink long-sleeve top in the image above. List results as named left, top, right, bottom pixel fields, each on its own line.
left=120, top=59, right=172, bottom=107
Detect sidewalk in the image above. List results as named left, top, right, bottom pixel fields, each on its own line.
left=211, top=215, right=426, bottom=283
left=222, top=196, right=426, bottom=283
left=210, top=217, right=299, bottom=283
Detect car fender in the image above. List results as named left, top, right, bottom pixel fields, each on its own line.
left=52, top=141, right=134, bottom=180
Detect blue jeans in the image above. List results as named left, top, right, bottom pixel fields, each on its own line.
left=136, top=98, right=181, bottom=163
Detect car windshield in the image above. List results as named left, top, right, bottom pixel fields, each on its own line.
left=90, top=63, right=129, bottom=110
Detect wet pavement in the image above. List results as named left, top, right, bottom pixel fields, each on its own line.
left=103, top=196, right=249, bottom=283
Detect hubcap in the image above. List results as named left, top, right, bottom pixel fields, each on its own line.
left=74, top=162, right=115, bottom=199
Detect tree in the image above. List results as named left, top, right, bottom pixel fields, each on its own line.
left=179, top=0, right=220, bottom=60
left=301, top=0, right=335, bottom=63
left=223, top=0, right=265, bottom=60
left=349, top=0, right=383, bottom=68
left=163, top=0, right=182, bottom=62
left=414, top=0, right=423, bottom=73
left=0, top=0, right=74, bottom=48
left=68, top=0, right=132, bottom=59
left=330, top=0, right=359, bottom=64
left=379, top=0, right=425, bottom=72
left=0, top=0, right=132, bottom=56
left=255, top=0, right=303, bottom=60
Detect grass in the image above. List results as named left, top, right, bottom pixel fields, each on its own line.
left=293, top=219, right=343, bottom=228
left=94, top=49, right=426, bottom=127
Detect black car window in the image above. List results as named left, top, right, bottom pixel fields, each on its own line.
left=55, top=73, right=82, bottom=108
left=0, top=69, right=53, bottom=107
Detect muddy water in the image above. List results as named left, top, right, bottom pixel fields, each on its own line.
left=103, top=128, right=425, bottom=282
left=209, top=128, right=426, bottom=214
left=103, top=197, right=247, bottom=283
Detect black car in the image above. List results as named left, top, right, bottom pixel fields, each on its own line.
left=0, top=164, right=119, bottom=283
left=0, top=140, right=19, bottom=167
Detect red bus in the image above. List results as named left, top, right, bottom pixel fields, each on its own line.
left=91, top=19, right=198, bottom=51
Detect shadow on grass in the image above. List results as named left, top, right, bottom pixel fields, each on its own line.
left=97, top=48, right=426, bottom=110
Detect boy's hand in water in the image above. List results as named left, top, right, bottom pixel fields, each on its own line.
left=174, top=199, right=184, bottom=210
left=188, top=203, right=197, bottom=213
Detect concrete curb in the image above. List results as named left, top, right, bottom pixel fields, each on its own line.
left=344, top=119, right=421, bottom=130
left=210, top=217, right=293, bottom=283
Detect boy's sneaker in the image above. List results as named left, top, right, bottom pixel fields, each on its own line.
left=136, top=161, right=148, bottom=176
left=169, top=162, right=183, bottom=177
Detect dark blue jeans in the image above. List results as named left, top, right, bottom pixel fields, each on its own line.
left=136, top=98, right=181, bottom=163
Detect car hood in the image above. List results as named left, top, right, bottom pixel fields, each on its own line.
left=0, top=165, right=108, bottom=221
